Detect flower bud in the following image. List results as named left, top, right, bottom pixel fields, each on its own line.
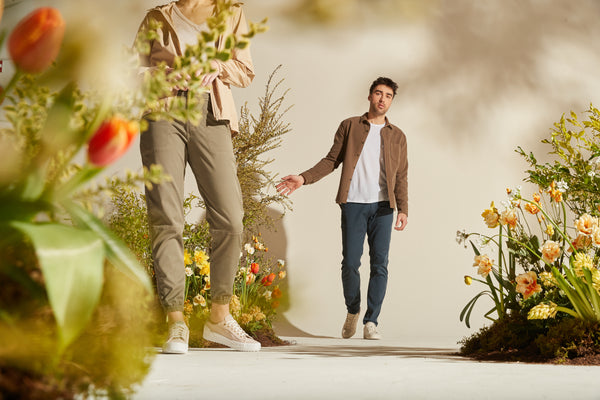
left=87, top=117, right=138, bottom=167
left=8, top=7, right=66, bottom=74
left=464, top=275, right=472, bottom=285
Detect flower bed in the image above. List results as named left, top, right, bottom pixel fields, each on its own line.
left=458, top=106, right=600, bottom=364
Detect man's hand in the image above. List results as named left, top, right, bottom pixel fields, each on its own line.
left=394, top=212, right=408, bottom=231
left=276, top=175, right=305, bottom=196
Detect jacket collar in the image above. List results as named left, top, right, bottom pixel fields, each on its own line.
left=359, top=112, right=390, bottom=128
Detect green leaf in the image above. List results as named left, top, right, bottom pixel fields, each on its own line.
left=460, top=291, right=488, bottom=328
left=215, top=51, right=232, bottom=62
left=9, top=221, right=105, bottom=351
left=63, top=200, right=152, bottom=292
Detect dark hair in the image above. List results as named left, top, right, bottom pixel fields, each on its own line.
left=369, top=77, right=398, bottom=97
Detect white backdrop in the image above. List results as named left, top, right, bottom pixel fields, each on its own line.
left=3, top=0, right=600, bottom=347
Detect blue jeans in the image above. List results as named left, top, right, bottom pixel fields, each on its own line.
left=340, top=201, right=393, bottom=325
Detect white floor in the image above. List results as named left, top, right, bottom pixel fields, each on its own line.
left=132, top=336, right=600, bottom=400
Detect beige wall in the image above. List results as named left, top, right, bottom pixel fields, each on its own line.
left=3, top=0, right=600, bottom=346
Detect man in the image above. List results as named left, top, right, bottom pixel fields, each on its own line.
left=276, top=77, right=408, bottom=340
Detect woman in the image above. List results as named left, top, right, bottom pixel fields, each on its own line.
left=136, top=0, right=259, bottom=353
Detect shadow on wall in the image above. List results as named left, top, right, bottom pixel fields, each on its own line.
left=259, top=207, right=333, bottom=338
left=271, top=0, right=600, bottom=145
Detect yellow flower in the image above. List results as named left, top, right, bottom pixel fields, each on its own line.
left=194, top=250, right=209, bottom=265
left=528, top=302, right=558, bottom=320
left=533, top=193, right=541, bottom=203
left=199, top=262, right=210, bottom=275
left=575, top=214, right=598, bottom=236
left=240, top=313, right=253, bottom=324
left=540, top=240, right=561, bottom=264
left=516, top=271, right=542, bottom=299
left=499, top=208, right=518, bottom=229
left=572, top=252, right=594, bottom=278
left=539, top=271, right=557, bottom=288
left=249, top=305, right=261, bottom=316
left=473, top=254, right=494, bottom=278
left=278, top=270, right=287, bottom=280
left=255, top=312, right=266, bottom=321
left=481, top=202, right=500, bottom=229
left=545, top=224, right=554, bottom=236
left=184, top=250, right=192, bottom=266
left=592, top=269, right=600, bottom=293
left=464, top=275, right=473, bottom=285
left=229, top=295, right=241, bottom=314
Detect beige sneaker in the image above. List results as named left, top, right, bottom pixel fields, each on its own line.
left=203, top=314, right=261, bottom=352
left=341, top=311, right=360, bottom=338
left=363, top=322, right=382, bottom=340
left=162, top=321, right=189, bottom=354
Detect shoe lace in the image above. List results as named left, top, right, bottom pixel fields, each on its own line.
left=169, top=323, right=187, bottom=341
left=224, top=318, right=252, bottom=340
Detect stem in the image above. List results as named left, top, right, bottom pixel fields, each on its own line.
left=497, top=225, right=505, bottom=317
left=0, top=70, right=23, bottom=104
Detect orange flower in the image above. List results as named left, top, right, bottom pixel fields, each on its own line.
left=272, top=288, right=282, bottom=299
left=87, top=117, right=138, bottom=167
left=499, top=208, right=518, bottom=229
left=533, top=193, right=541, bottom=203
left=572, top=234, right=592, bottom=251
left=261, top=273, right=276, bottom=286
left=515, top=271, right=542, bottom=299
left=473, top=254, right=494, bottom=277
left=575, top=214, right=598, bottom=236
left=524, top=203, right=539, bottom=215
left=250, top=262, right=259, bottom=274
left=271, top=300, right=280, bottom=308
left=540, top=240, right=561, bottom=264
left=8, top=8, right=66, bottom=74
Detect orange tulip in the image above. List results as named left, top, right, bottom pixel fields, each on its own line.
left=8, top=7, right=66, bottom=74
left=250, top=262, right=259, bottom=274
left=261, top=273, right=276, bottom=286
left=272, top=288, right=282, bottom=299
left=87, top=117, right=138, bottom=167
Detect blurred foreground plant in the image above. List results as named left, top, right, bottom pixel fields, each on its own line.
left=0, top=2, right=265, bottom=397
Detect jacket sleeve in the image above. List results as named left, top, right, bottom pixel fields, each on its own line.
left=133, top=10, right=175, bottom=75
left=394, top=133, right=409, bottom=215
left=300, top=121, right=347, bottom=184
left=215, top=7, right=255, bottom=88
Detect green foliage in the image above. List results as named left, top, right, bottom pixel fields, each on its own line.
left=517, top=104, right=600, bottom=216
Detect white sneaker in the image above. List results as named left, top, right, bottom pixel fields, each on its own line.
left=363, top=322, right=381, bottom=340
left=162, top=321, right=189, bottom=354
left=341, top=311, right=360, bottom=338
left=203, top=314, right=261, bottom=352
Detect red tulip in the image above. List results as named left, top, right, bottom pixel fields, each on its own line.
left=250, top=262, right=259, bottom=274
left=8, top=7, right=66, bottom=74
left=261, top=273, right=275, bottom=287
left=87, top=117, right=138, bottom=167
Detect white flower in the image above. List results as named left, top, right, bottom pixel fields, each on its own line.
left=556, top=180, right=568, bottom=193
left=185, top=267, right=193, bottom=277
left=263, top=290, right=272, bottom=300
left=277, top=259, right=285, bottom=267
left=589, top=171, right=597, bottom=178
left=244, top=243, right=255, bottom=255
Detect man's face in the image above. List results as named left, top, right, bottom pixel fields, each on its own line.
left=368, top=84, right=394, bottom=117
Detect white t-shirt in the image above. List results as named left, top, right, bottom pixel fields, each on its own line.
left=346, top=123, right=389, bottom=203
left=172, top=5, right=209, bottom=51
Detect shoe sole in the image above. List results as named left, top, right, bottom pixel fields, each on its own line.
left=162, top=342, right=188, bottom=354
left=203, top=326, right=261, bottom=352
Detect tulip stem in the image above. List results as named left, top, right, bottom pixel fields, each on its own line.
left=0, top=70, right=23, bottom=104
